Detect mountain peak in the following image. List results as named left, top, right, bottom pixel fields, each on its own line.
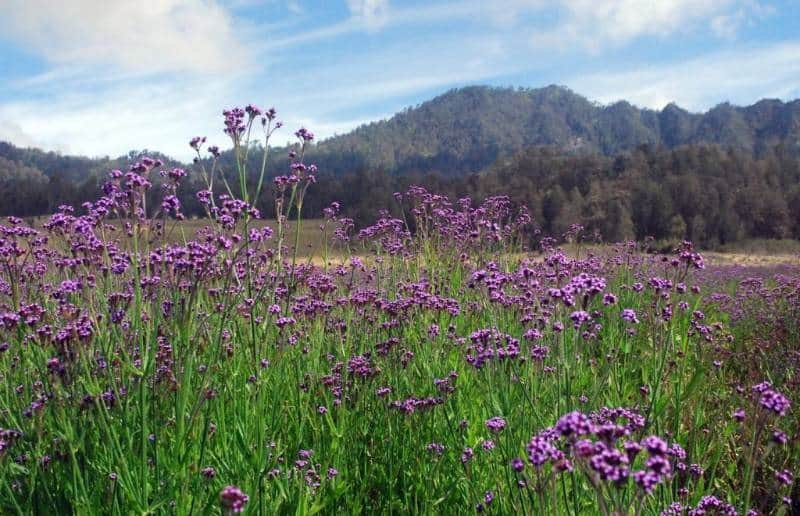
left=314, top=85, right=799, bottom=176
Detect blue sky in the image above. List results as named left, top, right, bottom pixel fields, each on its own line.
left=0, top=0, right=798, bottom=160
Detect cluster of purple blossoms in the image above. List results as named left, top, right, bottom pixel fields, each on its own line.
left=476, top=490, right=494, bottom=512
left=223, top=108, right=247, bottom=139
left=569, top=310, right=592, bottom=328
left=426, top=443, right=445, bottom=455
left=357, top=214, right=410, bottom=255
left=621, top=308, right=640, bottom=324
left=295, top=127, right=314, bottom=142
left=775, top=469, right=793, bottom=486
left=661, top=495, right=737, bottom=516
left=485, top=417, right=507, bottom=433
left=752, top=382, right=792, bottom=417
left=465, top=328, right=521, bottom=369
left=676, top=241, right=706, bottom=270
left=548, top=273, right=607, bottom=308
left=219, top=485, right=249, bottom=513
left=526, top=434, right=566, bottom=468
left=189, top=136, right=206, bottom=150
left=347, top=353, right=381, bottom=378
left=0, top=428, right=22, bottom=456
left=517, top=408, right=687, bottom=500
left=389, top=396, right=444, bottom=415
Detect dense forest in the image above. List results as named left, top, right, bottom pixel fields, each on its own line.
left=2, top=85, right=800, bottom=247
left=305, top=143, right=800, bottom=248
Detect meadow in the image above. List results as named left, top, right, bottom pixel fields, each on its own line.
left=0, top=106, right=797, bottom=515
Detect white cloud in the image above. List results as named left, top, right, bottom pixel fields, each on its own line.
left=0, top=119, right=39, bottom=149
left=266, top=0, right=540, bottom=47
left=710, top=12, right=745, bottom=39
left=0, top=0, right=249, bottom=74
left=287, top=0, right=304, bottom=14
left=266, top=0, right=773, bottom=57
left=570, top=41, right=800, bottom=111
left=0, top=0, right=260, bottom=159
left=347, top=0, right=390, bottom=31
left=260, top=31, right=522, bottom=116
left=530, top=0, right=770, bottom=51
left=0, top=75, right=244, bottom=159
left=710, top=1, right=775, bottom=39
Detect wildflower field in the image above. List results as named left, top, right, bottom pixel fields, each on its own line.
left=0, top=106, right=797, bottom=515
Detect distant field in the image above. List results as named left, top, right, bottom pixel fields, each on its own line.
left=30, top=216, right=339, bottom=258
left=162, top=218, right=333, bottom=256
left=25, top=216, right=800, bottom=267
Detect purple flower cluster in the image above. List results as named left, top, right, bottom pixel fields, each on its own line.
left=517, top=408, right=687, bottom=499
left=465, top=329, right=521, bottom=369
left=661, top=495, right=737, bottom=516
left=389, top=396, right=444, bottom=415
left=219, top=485, right=249, bottom=513
left=485, top=417, right=507, bottom=433
left=753, top=382, right=791, bottom=417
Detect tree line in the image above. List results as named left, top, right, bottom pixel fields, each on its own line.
left=1, top=141, right=799, bottom=248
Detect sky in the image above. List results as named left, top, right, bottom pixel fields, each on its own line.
left=0, top=0, right=798, bottom=160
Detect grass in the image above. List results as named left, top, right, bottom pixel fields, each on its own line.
left=1, top=213, right=797, bottom=515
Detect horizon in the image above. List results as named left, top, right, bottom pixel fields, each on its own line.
left=1, top=0, right=799, bottom=160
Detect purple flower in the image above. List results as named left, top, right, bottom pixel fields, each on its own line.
left=220, top=485, right=249, bottom=513
left=526, top=436, right=559, bottom=467
left=687, top=495, right=737, bottom=515
left=621, top=309, right=639, bottom=324
left=569, top=310, right=591, bottom=328
left=633, top=469, right=660, bottom=493
left=485, top=416, right=507, bottom=433
left=294, top=127, right=314, bottom=142
left=189, top=136, right=206, bottom=150
left=555, top=411, right=594, bottom=437
left=758, top=388, right=791, bottom=416
left=427, top=443, right=445, bottom=455
left=641, top=436, right=669, bottom=456
left=776, top=469, right=793, bottom=486
left=589, top=446, right=630, bottom=482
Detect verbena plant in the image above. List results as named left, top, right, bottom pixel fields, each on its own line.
left=0, top=106, right=796, bottom=515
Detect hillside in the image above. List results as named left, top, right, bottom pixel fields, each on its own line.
left=310, top=85, right=800, bottom=176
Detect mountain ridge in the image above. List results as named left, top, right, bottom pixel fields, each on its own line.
left=303, top=85, right=800, bottom=176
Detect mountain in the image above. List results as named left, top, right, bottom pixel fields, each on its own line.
left=309, top=85, right=800, bottom=176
